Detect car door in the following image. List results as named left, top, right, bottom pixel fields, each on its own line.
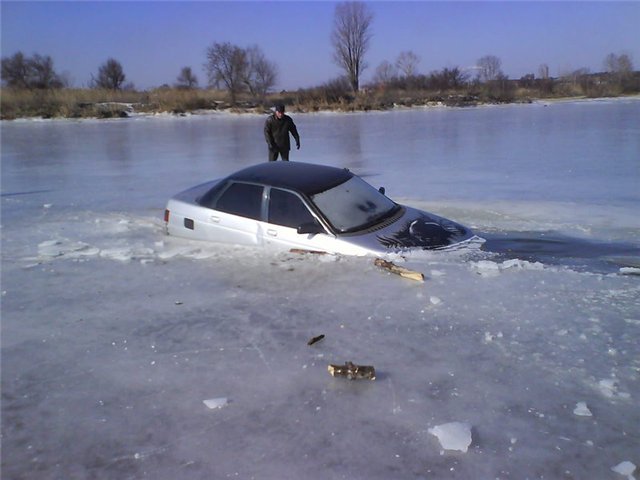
left=207, top=182, right=264, bottom=246
left=263, top=187, right=332, bottom=251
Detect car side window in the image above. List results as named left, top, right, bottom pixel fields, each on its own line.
left=268, top=188, right=315, bottom=228
left=215, top=182, right=263, bottom=220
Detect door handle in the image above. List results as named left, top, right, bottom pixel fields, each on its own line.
left=210, top=216, right=220, bottom=223
left=267, top=229, right=278, bottom=237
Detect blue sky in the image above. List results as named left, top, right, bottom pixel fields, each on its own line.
left=2, top=1, right=639, bottom=90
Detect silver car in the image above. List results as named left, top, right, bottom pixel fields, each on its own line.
left=164, top=162, right=482, bottom=256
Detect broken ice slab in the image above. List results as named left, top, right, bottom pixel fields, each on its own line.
left=328, top=361, right=376, bottom=380
left=573, top=401, right=593, bottom=417
left=611, top=460, right=636, bottom=477
left=203, top=397, right=228, bottom=409
left=428, top=422, right=473, bottom=453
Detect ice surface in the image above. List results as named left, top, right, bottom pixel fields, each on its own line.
left=428, top=422, right=473, bottom=453
left=2, top=99, right=639, bottom=479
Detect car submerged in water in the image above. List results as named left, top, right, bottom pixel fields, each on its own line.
left=164, top=162, right=482, bottom=256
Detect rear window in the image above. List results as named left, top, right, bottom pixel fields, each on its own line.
left=215, top=182, right=263, bottom=220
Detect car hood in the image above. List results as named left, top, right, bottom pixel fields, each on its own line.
left=338, top=206, right=478, bottom=252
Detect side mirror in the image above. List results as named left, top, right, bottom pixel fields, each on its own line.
left=378, top=186, right=386, bottom=195
left=297, top=220, right=324, bottom=235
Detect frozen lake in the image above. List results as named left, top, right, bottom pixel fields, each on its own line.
left=2, top=99, right=639, bottom=479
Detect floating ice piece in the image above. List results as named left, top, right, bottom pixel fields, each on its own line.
left=472, top=260, right=501, bottom=277
left=428, top=422, right=472, bottom=453
left=573, top=401, right=592, bottom=417
left=598, top=379, right=631, bottom=399
left=471, top=259, right=544, bottom=277
left=619, top=267, right=640, bottom=276
left=99, top=248, right=133, bottom=262
left=611, top=460, right=636, bottom=478
left=484, top=331, right=503, bottom=343
left=501, top=258, right=544, bottom=270
left=38, top=240, right=65, bottom=257
left=203, top=397, right=228, bottom=409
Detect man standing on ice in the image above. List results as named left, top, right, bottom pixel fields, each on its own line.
left=264, top=104, right=300, bottom=161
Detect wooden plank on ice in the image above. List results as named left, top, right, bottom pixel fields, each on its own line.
left=328, top=361, right=376, bottom=380
left=374, top=258, right=424, bottom=282
left=290, top=248, right=327, bottom=255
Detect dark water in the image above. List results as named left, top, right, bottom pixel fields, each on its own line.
left=481, top=230, right=640, bottom=274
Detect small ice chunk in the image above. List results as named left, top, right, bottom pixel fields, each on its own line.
left=99, top=248, right=133, bottom=262
left=611, top=461, right=636, bottom=478
left=501, top=259, right=544, bottom=270
left=428, top=422, right=472, bottom=453
left=472, top=261, right=500, bottom=277
left=429, top=296, right=442, bottom=306
left=573, top=401, right=592, bottom=417
left=483, top=331, right=503, bottom=343
left=203, top=397, right=228, bottom=409
left=619, top=267, right=640, bottom=276
left=598, top=379, right=631, bottom=399
left=38, top=240, right=64, bottom=257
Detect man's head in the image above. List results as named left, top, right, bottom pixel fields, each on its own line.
left=275, top=104, right=285, bottom=118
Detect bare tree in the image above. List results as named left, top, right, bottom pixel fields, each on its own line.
left=604, top=52, right=633, bottom=74
left=205, top=42, right=248, bottom=103
left=477, top=55, right=503, bottom=82
left=29, top=54, right=64, bottom=89
left=2, top=51, right=64, bottom=89
left=331, top=1, right=374, bottom=93
left=1, top=52, right=32, bottom=88
left=244, top=45, right=277, bottom=100
left=93, top=58, right=126, bottom=90
left=373, top=60, right=397, bottom=85
left=604, top=52, right=634, bottom=91
left=430, top=67, right=469, bottom=90
left=176, top=66, right=198, bottom=89
left=395, top=51, right=420, bottom=77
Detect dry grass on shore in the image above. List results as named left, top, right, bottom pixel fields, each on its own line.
left=0, top=88, right=235, bottom=120
left=1, top=85, right=636, bottom=120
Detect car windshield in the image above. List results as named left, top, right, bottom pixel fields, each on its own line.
left=311, top=176, right=398, bottom=233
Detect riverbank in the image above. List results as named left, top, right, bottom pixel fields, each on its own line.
left=1, top=86, right=639, bottom=121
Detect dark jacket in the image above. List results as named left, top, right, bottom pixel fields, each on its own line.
left=264, top=114, right=300, bottom=152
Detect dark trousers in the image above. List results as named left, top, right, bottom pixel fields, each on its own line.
left=268, top=148, right=290, bottom=161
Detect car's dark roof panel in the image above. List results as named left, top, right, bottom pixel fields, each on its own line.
left=227, top=162, right=353, bottom=195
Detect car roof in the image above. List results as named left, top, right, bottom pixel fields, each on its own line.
left=226, top=162, right=354, bottom=196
